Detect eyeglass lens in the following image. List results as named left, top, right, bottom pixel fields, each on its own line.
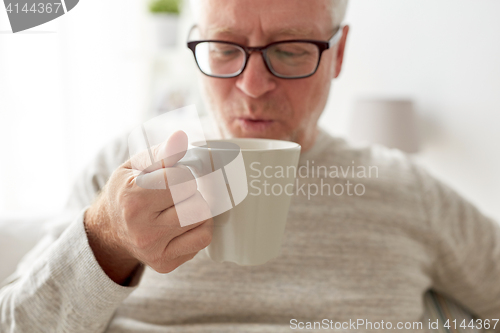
left=194, top=42, right=320, bottom=78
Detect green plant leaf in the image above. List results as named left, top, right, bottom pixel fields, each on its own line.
left=149, top=0, right=182, bottom=14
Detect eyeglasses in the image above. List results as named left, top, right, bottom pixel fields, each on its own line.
left=187, top=26, right=343, bottom=79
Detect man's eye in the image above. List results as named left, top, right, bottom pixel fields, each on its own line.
left=211, top=47, right=239, bottom=57
left=221, top=49, right=238, bottom=56
left=274, top=47, right=308, bottom=58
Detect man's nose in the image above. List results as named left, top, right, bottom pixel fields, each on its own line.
left=235, top=52, right=277, bottom=98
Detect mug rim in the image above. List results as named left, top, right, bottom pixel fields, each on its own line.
left=190, top=138, right=301, bottom=151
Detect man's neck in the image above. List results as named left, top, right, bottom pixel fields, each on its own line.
left=295, top=127, right=320, bottom=153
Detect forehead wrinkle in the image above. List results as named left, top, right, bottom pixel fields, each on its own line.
left=206, top=26, right=235, bottom=35
left=202, top=25, right=317, bottom=40
left=274, top=27, right=315, bottom=38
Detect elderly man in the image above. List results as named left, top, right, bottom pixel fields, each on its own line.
left=1, top=0, right=500, bottom=332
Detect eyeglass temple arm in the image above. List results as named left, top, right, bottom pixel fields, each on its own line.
left=328, top=26, right=344, bottom=48
left=187, top=24, right=199, bottom=42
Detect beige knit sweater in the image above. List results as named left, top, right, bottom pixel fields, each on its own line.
left=1, top=129, right=499, bottom=332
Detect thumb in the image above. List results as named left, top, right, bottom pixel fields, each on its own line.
left=126, top=130, right=188, bottom=172
left=151, top=130, right=189, bottom=170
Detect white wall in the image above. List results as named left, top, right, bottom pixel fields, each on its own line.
left=0, top=0, right=150, bottom=217
left=0, top=17, right=68, bottom=216
left=320, top=0, right=500, bottom=221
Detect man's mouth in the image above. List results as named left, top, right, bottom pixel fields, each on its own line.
left=236, top=117, right=275, bottom=132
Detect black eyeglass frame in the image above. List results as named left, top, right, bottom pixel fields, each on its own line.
left=187, top=26, right=343, bottom=79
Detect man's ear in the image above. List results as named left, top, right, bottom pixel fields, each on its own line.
left=333, top=25, right=350, bottom=79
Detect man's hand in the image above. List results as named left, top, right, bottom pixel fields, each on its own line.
left=84, top=131, right=213, bottom=285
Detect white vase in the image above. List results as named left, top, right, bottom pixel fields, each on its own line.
left=151, top=13, right=180, bottom=48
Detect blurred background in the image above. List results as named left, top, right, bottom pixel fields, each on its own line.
left=1, top=0, right=499, bottom=225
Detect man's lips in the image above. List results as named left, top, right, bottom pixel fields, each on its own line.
left=236, top=117, right=275, bottom=132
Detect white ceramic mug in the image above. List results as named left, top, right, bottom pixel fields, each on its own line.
left=186, top=138, right=301, bottom=266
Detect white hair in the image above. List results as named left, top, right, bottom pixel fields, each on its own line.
left=189, top=0, right=349, bottom=27
left=331, top=0, right=349, bottom=27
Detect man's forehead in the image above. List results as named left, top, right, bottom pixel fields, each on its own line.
left=197, top=0, right=333, bottom=38
left=205, top=26, right=316, bottom=38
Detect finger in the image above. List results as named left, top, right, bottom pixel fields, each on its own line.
left=149, top=130, right=189, bottom=170
left=167, top=190, right=212, bottom=228
left=124, top=167, right=198, bottom=214
left=163, top=218, right=214, bottom=262
left=136, top=166, right=195, bottom=190
left=124, top=130, right=188, bottom=171
left=135, top=212, right=209, bottom=259
left=152, top=191, right=212, bottom=236
left=150, top=252, right=198, bottom=274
